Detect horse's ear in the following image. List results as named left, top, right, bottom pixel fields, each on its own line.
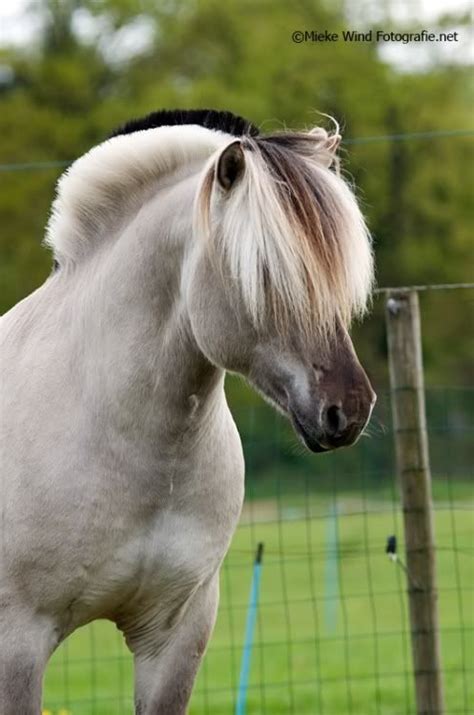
left=309, top=127, right=341, bottom=152
left=308, top=129, right=341, bottom=167
left=325, top=134, right=341, bottom=153
left=216, top=140, right=245, bottom=191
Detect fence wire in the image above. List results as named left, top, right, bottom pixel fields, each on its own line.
left=1, top=128, right=473, bottom=173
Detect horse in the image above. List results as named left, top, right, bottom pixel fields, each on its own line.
left=0, top=109, right=376, bottom=714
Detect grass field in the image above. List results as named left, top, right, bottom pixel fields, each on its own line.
left=42, top=490, right=473, bottom=715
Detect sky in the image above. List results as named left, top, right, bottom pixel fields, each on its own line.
left=0, top=0, right=472, bottom=70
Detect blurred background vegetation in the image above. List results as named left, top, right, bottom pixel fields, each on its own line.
left=0, top=0, right=472, bottom=396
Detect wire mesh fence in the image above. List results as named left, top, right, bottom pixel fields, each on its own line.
left=41, top=292, right=473, bottom=715
left=42, top=393, right=473, bottom=714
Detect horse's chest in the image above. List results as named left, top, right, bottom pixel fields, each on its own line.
left=45, top=418, right=243, bottom=627
left=88, top=508, right=228, bottom=628
left=140, top=511, right=222, bottom=586
left=85, top=461, right=244, bottom=618
left=139, top=472, right=242, bottom=581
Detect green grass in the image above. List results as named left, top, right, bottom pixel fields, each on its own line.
left=43, top=495, right=473, bottom=715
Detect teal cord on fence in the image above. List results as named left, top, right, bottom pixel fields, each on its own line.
left=324, top=503, right=339, bottom=634
left=235, top=542, right=264, bottom=715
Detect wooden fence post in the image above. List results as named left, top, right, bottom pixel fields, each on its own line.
left=385, top=290, right=444, bottom=715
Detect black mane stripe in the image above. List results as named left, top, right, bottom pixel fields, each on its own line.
left=109, top=109, right=260, bottom=139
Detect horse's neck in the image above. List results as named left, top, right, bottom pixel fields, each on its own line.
left=75, top=168, right=224, bottom=449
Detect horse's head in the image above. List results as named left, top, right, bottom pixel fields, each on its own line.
left=188, top=124, right=376, bottom=452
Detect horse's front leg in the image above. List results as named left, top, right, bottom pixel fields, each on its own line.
left=0, top=611, right=56, bottom=715
left=128, top=576, right=219, bottom=715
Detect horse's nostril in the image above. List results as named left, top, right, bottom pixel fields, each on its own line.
left=325, top=405, right=347, bottom=438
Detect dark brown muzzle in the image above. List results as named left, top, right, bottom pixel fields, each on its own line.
left=318, top=371, right=376, bottom=449
left=290, top=333, right=376, bottom=453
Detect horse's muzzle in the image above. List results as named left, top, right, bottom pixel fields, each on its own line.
left=290, top=392, right=376, bottom=453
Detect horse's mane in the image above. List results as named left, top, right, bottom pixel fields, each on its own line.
left=46, top=109, right=373, bottom=337
left=45, top=123, right=231, bottom=263
left=109, top=108, right=259, bottom=139
left=196, top=130, right=373, bottom=338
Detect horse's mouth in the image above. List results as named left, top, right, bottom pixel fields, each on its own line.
left=253, top=378, right=343, bottom=454
left=290, top=412, right=330, bottom=453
